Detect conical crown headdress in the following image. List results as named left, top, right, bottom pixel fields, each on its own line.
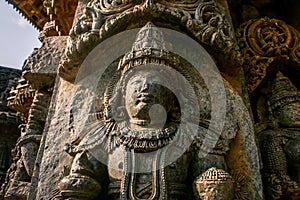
left=269, top=73, right=300, bottom=111
left=117, top=22, right=179, bottom=78
left=132, top=21, right=166, bottom=51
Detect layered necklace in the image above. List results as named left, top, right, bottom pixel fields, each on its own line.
left=110, top=121, right=178, bottom=151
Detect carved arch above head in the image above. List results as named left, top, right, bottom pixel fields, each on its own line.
left=237, top=17, right=300, bottom=94
left=58, top=0, right=242, bottom=82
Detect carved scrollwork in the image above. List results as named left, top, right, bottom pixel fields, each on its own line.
left=290, top=36, right=300, bottom=64
left=193, top=0, right=232, bottom=48
left=59, top=0, right=239, bottom=82
left=98, top=0, right=136, bottom=14
left=159, top=0, right=201, bottom=12
left=237, top=17, right=300, bottom=93
left=245, top=18, right=292, bottom=57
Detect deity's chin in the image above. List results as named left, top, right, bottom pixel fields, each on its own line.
left=129, top=118, right=167, bottom=130
left=130, top=119, right=151, bottom=126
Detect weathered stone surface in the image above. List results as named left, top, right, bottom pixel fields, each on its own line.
left=33, top=21, right=262, bottom=200
left=7, top=78, right=35, bottom=123
left=30, top=78, right=76, bottom=200
left=3, top=0, right=300, bottom=200
left=1, top=35, right=65, bottom=200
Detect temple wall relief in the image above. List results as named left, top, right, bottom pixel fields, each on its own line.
left=30, top=1, right=263, bottom=198
left=4, top=0, right=300, bottom=200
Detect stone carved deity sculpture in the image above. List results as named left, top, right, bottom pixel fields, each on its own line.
left=257, top=72, right=300, bottom=200
left=57, top=22, right=262, bottom=200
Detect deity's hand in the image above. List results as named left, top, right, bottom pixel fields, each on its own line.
left=283, top=175, right=299, bottom=200
left=266, top=174, right=283, bottom=200
left=58, top=173, right=101, bottom=200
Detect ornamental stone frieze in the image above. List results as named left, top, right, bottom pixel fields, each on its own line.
left=42, top=0, right=78, bottom=36
left=7, top=78, right=35, bottom=124
left=58, top=0, right=242, bottom=81
left=22, top=36, right=68, bottom=89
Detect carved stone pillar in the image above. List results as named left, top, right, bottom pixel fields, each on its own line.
left=1, top=78, right=35, bottom=200
left=1, top=35, right=67, bottom=199
left=0, top=67, right=21, bottom=187
left=0, top=143, right=10, bottom=184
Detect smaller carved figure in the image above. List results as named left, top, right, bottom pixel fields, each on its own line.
left=258, top=72, right=300, bottom=200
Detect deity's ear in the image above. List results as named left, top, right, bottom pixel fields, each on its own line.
left=168, top=95, right=181, bottom=123
left=112, top=106, right=127, bottom=122
left=104, top=105, right=112, bottom=120
left=170, top=106, right=181, bottom=123
left=105, top=84, right=127, bottom=121
left=104, top=103, right=127, bottom=122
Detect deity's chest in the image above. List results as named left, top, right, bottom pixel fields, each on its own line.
left=281, top=129, right=300, bottom=164
left=107, top=150, right=192, bottom=200
left=284, top=139, right=300, bottom=164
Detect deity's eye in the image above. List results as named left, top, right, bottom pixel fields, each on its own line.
left=129, top=79, right=142, bottom=86
left=127, top=75, right=142, bottom=84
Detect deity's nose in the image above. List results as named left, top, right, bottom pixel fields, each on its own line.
left=140, top=78, right=150, bottom=92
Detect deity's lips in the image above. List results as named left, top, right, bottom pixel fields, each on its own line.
left=136, top=93, right=154, bottom=103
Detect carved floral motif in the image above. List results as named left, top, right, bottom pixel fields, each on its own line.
left=237, top=17, right=300, bottom=93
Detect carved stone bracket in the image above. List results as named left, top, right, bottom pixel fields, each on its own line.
left=237, top=17, right=300, bottom=93
left=38, top=21, right=59, bottom=42
left=58, top=0, right=241, bottom=82
left=42, top=0, right=78, bottom=36
left=7, top=78, right=36, bottom=123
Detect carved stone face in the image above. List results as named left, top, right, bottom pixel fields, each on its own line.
left=276, top=101, right=300, bottom=127
left=124, top=69, right=174, bottom=127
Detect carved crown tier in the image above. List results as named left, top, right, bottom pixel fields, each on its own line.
left=58, top=0, right=242, bottom=82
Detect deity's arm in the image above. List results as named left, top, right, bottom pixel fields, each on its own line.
left=259, top=129, right=287, bottom=175
left=259, top=129, right=299, bottom=199
left=190, top=87, right=264, bottom=200
left=58, top=150, right=108, bottom=199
